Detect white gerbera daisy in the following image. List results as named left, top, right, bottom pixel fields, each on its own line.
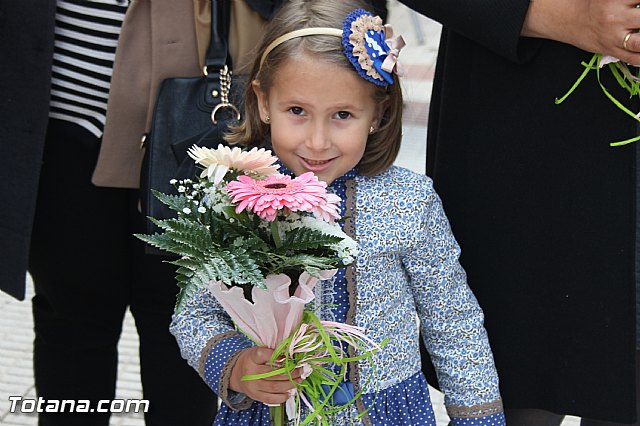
left=187, top=144, right=280, bottom=185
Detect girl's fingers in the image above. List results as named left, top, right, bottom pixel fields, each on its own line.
left=256, top=378, right=297, bottom=394
left=262, top=367, right=303, bottom=381
left=255, top=391, right=291, bottom=405
left=249, top=347, right=275, bottom=364
left=237, top=347, right=306, bottom=405
left=245, top=364, right=301, bottom=381
left=250, top=378, right=298, bottom=405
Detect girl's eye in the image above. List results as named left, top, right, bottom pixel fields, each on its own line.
left=335, top=111, right=352, bottom=120
left=289, top=106, right=304, bottom=115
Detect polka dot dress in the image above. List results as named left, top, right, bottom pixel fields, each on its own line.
left=452, top=413, right=506, bottom=425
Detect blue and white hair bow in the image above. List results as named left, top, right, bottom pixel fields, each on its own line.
left=342, top=9, right=406, bottom=86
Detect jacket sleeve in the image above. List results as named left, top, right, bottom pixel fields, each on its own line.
left=401, top=177, right=505, bottom=424
left=0, top=0, right=56, bottom=301
left=169, top=286, right=255, bottom=410
left=397, top=0, right=540, bottom=63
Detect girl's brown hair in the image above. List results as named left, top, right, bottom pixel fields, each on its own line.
left=225, top=0, right=404, bottom=177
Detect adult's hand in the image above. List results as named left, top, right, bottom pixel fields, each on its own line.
left=523, top=0, right=640, bottom=64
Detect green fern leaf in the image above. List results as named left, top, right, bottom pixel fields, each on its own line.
left=282, top=227, right=343, bottom=251
left=174, top=279, right=202, bottom=313
left=152, top=190, right=190, bottom=212
left=147, top=218, right=214, bottom=258
left=278, top=253, right=338, bottom=272
left=209, top=214, right=270, bottom=250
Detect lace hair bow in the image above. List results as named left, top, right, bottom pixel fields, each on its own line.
left=342, top=9, right=406, bottom=86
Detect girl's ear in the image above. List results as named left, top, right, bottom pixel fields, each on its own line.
left=371, top=96, right=388, bottom=130
left=252, top=80, right=270, bottom=124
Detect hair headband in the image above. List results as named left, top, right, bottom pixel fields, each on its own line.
left=258, top=9, right=405, bottom=87
left=260, top=27, right=343, bottom=69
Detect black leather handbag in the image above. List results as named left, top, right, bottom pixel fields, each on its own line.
left=140, top=0, right=245, bottom=236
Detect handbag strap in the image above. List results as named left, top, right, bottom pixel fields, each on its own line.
left=203, top=0, right=240, bottom=124
left=204, top=0, right=231, bottom=72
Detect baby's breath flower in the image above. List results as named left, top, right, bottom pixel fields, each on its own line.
left=197, top=206, right=207, bottom=213
left=178, top=186, right=186, bottom=193
left=182, top=207, right=191, bottom=214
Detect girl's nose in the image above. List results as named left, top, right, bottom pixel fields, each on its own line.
left=305, top=120, right=331, bottom=151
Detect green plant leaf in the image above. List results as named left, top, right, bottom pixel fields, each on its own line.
left=282, top=227, right=343, bottom=251
left=152, top=190, right=191, bottom=212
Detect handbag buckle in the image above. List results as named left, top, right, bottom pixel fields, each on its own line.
left=211, top=103, right=241, bottom=124
left=210, top=65, right=241, bottom=124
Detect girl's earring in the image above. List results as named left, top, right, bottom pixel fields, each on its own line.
left=265, top=116, right=271, bottom=124
left=369, top=125, right=375, bottom=134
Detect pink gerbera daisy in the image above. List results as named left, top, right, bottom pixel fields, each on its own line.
left=225, top=172, right=341, bottom=222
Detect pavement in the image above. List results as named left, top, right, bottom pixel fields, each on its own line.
left=0, top=2, right=581, bottom=425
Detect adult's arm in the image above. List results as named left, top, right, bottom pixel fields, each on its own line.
left=400, top=0, right=640, bottom=64
left=398, top=0, right=531, bottom=61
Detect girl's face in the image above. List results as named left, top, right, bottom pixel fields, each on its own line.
left=253, top=53, right=382, bottom=185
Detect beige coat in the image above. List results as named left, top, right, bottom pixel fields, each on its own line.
left=93, top=0, right=265, bottom=188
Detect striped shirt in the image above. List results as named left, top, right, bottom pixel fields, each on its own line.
left=49, top=0, right=128, bottom=138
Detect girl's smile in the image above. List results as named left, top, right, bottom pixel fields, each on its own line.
left=300, top=156, right=335, bottom=172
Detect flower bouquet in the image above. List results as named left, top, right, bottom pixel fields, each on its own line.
left=556, top=53, right=640, bottom=146
left=136, top=144, right=384, bottom=425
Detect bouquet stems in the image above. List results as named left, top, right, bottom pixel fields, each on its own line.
left=269, top=403, right=286, bottom=426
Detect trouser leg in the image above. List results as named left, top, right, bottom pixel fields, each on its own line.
left=30, top=119, right=219, bottom=425
left=29, top=120, right=130, bottom=426
left=505, top=408, right=565, bottom=426
left=129, top=200, right=218, bottom=425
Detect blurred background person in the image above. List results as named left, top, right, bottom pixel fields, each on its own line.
left=400, top=1, right=639, bottom=425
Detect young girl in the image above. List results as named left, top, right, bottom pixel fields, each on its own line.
left=170, top=0, right=506, bottom=424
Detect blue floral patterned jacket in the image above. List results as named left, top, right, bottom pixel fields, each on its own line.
left=170, top=166, right=504, bottom=424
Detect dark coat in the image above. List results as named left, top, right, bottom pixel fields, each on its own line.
left=401, top=0, right=637, bottom=423
left=0, top=1, right=56, bottom=300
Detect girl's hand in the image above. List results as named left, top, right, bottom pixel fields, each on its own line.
left=229, top=347, right=302, bottom=405
left=522, top=0, right=640, bottom=64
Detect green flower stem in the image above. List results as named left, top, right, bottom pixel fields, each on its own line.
left=555, top=53, right=598, bottom=105
left=239, top=310, right=389, bottom=425
left=271, top=220, right=282, bottom=249
left=556, top=53, right=640, bottom=146
left=269, top=403, right=286, bottom=426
